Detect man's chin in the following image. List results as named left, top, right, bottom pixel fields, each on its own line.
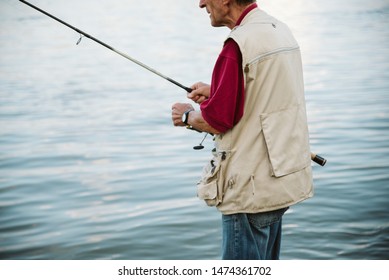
left=210, top=19, right=223, bottom=27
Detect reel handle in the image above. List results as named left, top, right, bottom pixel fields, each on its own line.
left=311, top=153, right=327, bottom=166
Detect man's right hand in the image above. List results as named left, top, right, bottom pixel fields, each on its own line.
left=188, top=82, right=211, bottom=104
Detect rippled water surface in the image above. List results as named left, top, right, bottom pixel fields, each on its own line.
left=1, top=0, right=388, bottom=260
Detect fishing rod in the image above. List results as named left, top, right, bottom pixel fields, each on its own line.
left=19, top=0, right=192, bottom=93
left=19, top=0, right=327, bottom=166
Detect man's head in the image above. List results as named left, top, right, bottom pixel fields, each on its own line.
left=199, top=0, right=256, bottom=29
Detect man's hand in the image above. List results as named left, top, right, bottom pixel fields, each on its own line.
left=188, top=82, right=210, bottom=104
left=171, top=103, right=194, bottom=126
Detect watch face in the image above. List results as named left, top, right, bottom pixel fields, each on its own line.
left=182, top=112, right=187, bottom=124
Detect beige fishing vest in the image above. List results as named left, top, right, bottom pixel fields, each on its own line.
left=197, top=8, right=314, bottom=215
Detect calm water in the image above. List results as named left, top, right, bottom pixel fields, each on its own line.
left=0, top=0, right=388, bottom=260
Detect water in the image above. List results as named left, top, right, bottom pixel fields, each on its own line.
left=0, top=0, right=388, bottom=260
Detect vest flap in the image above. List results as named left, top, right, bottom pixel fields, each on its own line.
left=197, top=181, right=220, bottom=207
left=260, top=105, right=311, bottom=177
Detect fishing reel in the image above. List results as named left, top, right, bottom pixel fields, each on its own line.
left=185, top=125, right=209, bottom=150
left=193, top=132, right=209, bottom=150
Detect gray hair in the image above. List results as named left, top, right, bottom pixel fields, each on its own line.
left=236, top=0, right=256, bottom=6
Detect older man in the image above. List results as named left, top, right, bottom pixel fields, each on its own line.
left=172, top=0, right=313, bottom=260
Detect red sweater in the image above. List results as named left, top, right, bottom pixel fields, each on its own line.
left=200, top=3, right=257, bottom=133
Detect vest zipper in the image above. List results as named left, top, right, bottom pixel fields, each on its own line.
left=244, top=46, right=300, bottom=73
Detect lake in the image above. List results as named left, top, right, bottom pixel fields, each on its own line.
left=0, top=0, right=388, bottom=259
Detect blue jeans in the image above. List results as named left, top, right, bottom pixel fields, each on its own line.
left=222, top=208, right=288, bottom=260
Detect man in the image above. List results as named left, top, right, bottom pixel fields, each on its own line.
left=171, top=0, right=313, bottom=260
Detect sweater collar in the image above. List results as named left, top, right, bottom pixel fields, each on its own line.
left=235, top=3, right=258, bottom=26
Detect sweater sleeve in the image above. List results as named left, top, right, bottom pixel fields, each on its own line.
left=200, top=39, right=245, bottom=134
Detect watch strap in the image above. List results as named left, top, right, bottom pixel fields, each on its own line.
left=182, top=109, right=194, bottom=125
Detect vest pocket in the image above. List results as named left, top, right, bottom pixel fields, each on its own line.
left=197, top=152, right=226, bottom=207
left=260, top=105, right=311, bottom=177
left=197, top=181, right=220, bottom=206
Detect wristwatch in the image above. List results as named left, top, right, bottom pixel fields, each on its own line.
left=181, top=109, right=194, bottom=125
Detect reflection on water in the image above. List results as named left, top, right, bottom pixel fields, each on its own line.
left=0, top=0, right=388, bottom=259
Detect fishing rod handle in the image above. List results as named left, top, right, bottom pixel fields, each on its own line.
left=165, top=78, right=192, bottom=93
left=311, top=153, right=327, bottom=166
